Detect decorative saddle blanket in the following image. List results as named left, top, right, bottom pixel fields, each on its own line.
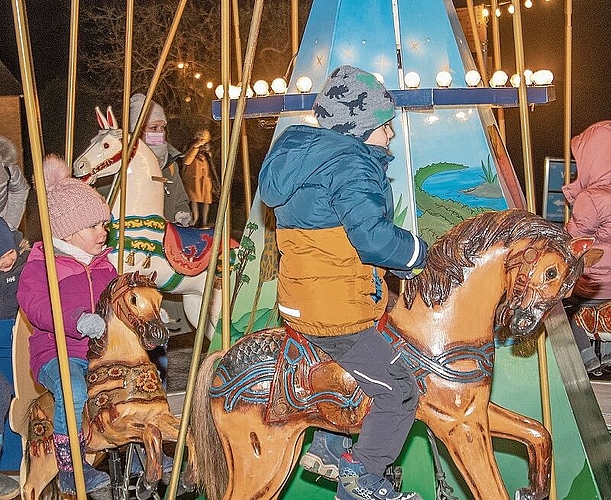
left=574, top=301, right=611, bottom=336
left=209, top=316, right=495, bottom=431
left=164, top=223, right=238, bottom=276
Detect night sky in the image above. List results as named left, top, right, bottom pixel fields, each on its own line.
left=1, top=0, right=611, bottom=213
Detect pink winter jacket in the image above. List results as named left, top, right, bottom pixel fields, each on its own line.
left=563, top=120, right=611, bottom=299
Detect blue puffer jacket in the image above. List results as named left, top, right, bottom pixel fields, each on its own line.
left=259, top=125, right=427, bottom=336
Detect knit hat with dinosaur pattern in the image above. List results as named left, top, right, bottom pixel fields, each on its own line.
left=313, top=65, right=395, bottom=141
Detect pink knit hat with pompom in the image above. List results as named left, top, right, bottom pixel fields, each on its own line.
left=43, top=154, right=110, bottom=239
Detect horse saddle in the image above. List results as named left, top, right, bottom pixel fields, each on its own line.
left=265, top=327, right=371, bottom=431
left=574, top=300, right=611, bottom=336
left=163, top=223, right=238, bottom=276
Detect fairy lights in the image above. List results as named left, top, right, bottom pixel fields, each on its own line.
left=482, top=0, right=549, bottom=18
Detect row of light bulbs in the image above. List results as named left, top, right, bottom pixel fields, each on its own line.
left=213, top=68, right=553, bottom=100
left=413, top=68, right=554, bottom=88
left=482, top=0, right=551, bottom=18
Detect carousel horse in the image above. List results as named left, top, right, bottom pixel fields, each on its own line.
left=18, top=272, right=197, bottom=500
left=191, top=209, right=600, bottom=500
left=73, top=106, right=235, bottom=338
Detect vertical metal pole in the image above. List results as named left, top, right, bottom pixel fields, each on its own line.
left=466, top=0, right=488, bottom=84
left=11, top=2, right=86, bottom=496
left=490, top=0, right=506, bottom=142
left=291, top=0, right=299, bottom=58
left=231, top=0, right=253, bottom=217
left=511, top=1, right=556, bottom=499
left=117, top=0, right=135, bottom=276
left=166, top=2, right=266, bottom=498
left=563, top=0, right=573, bottom=224
left=64, top=0, right=79, bottom=166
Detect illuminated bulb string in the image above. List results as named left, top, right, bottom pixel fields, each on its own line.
left=481, top=0, right=547, bottom=18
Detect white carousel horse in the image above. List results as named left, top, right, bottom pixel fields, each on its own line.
left=73, top=106, right=228, bottom=339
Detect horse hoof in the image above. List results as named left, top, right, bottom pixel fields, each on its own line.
left=136, top=476, right=159, bottom=500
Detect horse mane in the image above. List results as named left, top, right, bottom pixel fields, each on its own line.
left=89, top=272, right=157, bottom=359
left=403, top=209, right=579, bottom=308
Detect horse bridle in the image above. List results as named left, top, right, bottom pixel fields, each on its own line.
left=504, top=239, right=577, bottom=315
left=81, top=135, right=139, bottom=183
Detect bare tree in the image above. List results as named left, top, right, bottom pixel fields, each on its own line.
left=79, top=0, right=312, bottom=149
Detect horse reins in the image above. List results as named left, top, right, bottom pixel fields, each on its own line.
left=81, top=140, right=139, bottom=183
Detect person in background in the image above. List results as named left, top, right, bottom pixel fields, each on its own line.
left=128, top=93, right=194, bottom=379
left=0, top=217, right=29, bottom=499
left=563, top=120, right=611, bottom=373
left=17, top=155, right=116, bottom=496
left=182, top=128, right=217, bottom=227
left=0, top=135, right=30, bottom=231
left=258, top=65, right=427, bottom=500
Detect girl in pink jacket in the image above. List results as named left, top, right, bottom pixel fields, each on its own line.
left=17, top=155, right=116, bottom=495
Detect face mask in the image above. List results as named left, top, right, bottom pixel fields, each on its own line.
left=144, top=131, right=166, bottom=146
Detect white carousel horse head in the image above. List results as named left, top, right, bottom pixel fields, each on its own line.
left=72, top=105, right=221, bottom=338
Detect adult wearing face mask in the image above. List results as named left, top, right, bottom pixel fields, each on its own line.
left=129, top=93, right=192, bottom=227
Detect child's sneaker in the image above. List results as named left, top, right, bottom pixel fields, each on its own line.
left=300, top=430, right=351, bottom=481
left=336, top=452, right=422, bottom=500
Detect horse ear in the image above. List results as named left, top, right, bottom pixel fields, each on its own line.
left=95, top=106, right=110, bottom=130
left=106, top=107, right=119, bottom=130
left=569, top=236, right=603, bottom=267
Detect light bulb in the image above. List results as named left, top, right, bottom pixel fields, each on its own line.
left=372, top=73, right=385, bottom=85
left=532, top=70, right=554, bottom=86
left=194, top=72, right=202, bottom=79
left=206, top=81, right=213, bottom=89
left=524, top=69, right=534, bottom=85
left=436, top=71, right=452, bottom=88
left=508, top=4, right=515, bottom=14
left=482, top=7, right=489, bottom=17
left=495, top=7, right=501, bottom=17
left=215, top=85, right=224, bottom=99
left=296, top=76, right=313, bottom=93
left=465, top=70, right=481, bottom=87
left=253, top=80, right=269, bottom=96
left=228, top=85, right=241, bottom=99
left=510, top=74, right=521, bottom=87
left=525, top=0, right=533, bottom=8
left=271, top=77, right=287, bottom=94
left=404, top=72, right=421, bottom=89
left=489, top=70, right=508, bottom=87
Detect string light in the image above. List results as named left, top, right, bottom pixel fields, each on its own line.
left=480, top=0, right=548, bottom=19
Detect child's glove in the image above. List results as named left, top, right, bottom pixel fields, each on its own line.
left=174, top=211, right=192, bottom=227
left=77, top=313, right=106, bottom=339
left=390, top=268, right=424, bottom=280
left=160, top=307, right=170, bottom=324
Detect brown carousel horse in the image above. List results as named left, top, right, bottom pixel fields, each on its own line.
left=15, top=271, right=197, bottom=499
left=191, top=209, right=601, bottom=500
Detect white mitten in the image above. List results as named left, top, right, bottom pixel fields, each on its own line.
left=77, top=312, right=106, bottom=339
left=174, top=211, right=192, bottom=227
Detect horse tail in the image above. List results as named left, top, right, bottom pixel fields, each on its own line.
left=192, top=350, right=228, bottom=500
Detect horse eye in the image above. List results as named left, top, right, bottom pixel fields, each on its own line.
left=103, top=142, right=110, bottom=149
left=545, top=268, right=558, bottom=280
left=130, top=294, right=137, bottom=305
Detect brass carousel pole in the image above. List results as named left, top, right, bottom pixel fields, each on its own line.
left=231, top=0, right=253, bottom=217
left=64, top=0, right=79, bottom=166
left=117, top=0, right=135, bottom=276
left=563, top=0, right=573, bottom=224
left=167, top=0, right=266, bottom=496
left=490, top=0, right=506, bottom=142
left=291, top=0, right=299, bottom=58
left=511, top=1, right=557, bottom=499
left=11, top=1, right=87, bottom=497
left=466, top=0, right=488, bottom=85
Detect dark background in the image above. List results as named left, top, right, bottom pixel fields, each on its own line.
left=1, top=0, right=611, bottom=230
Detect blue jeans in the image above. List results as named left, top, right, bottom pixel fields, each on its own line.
left=38, top=357, right=89, bottom=435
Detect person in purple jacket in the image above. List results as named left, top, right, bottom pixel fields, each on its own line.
left=17, top=154, right=117, bottom=496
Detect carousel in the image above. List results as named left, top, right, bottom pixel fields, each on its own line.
left=4, top=0, right=611, bottom=499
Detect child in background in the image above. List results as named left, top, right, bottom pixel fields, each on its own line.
left=17, top=155, right=117, bottom=496
left=0, top=217, right=28, bottom=499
